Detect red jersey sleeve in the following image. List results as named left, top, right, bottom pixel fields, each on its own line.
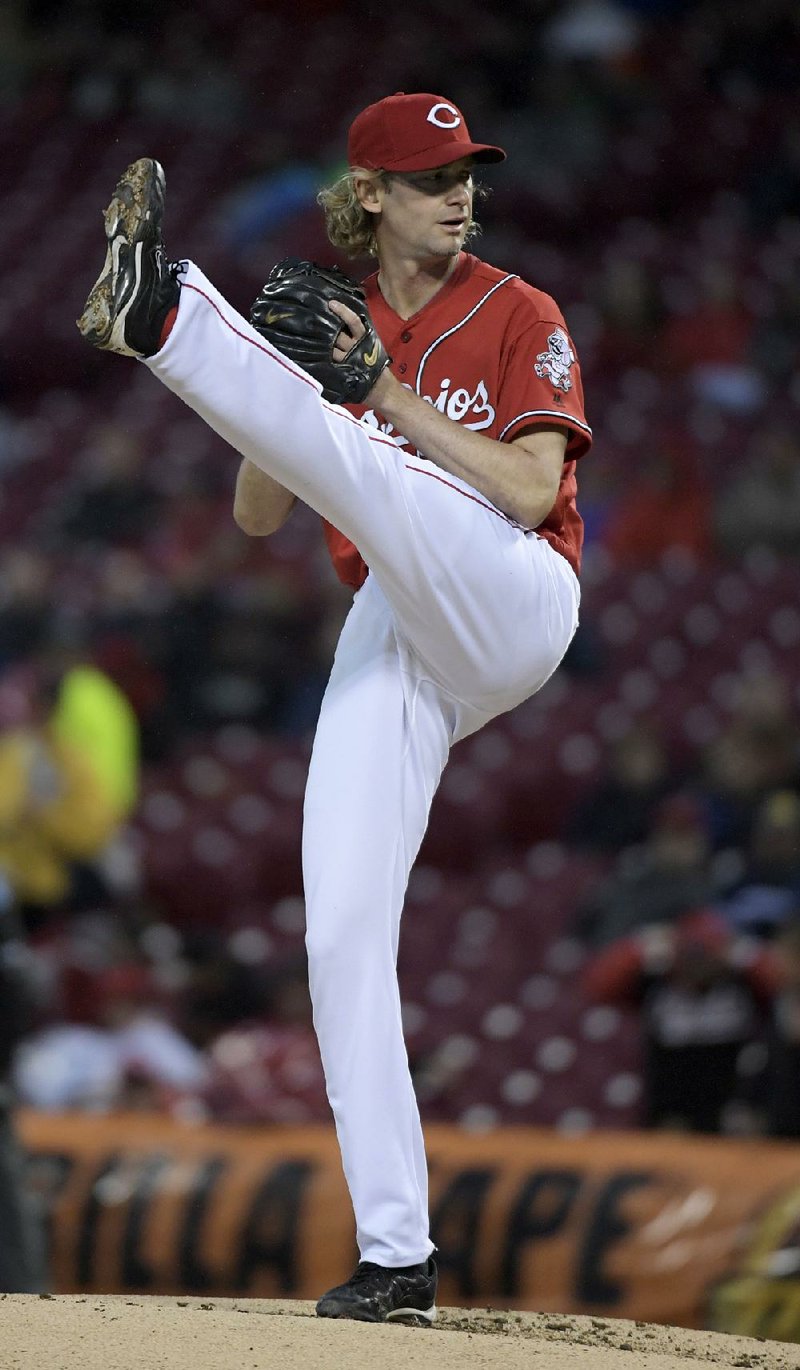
left=496, top=300, right=592, bottom=461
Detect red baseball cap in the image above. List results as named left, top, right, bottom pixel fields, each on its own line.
left=348, top=92, right=506, bottom=172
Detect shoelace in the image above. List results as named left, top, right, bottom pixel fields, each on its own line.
left=350, top=1261, right=426, bottom=1285
left=350, top=1262, right=384, bottom=1283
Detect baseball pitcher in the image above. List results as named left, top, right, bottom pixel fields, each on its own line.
left=77, top=91, right=592, bottom=1324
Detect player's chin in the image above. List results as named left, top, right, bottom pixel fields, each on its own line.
left=432, top=235, right=464, bottom=259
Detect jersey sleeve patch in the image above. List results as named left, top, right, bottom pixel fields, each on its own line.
left=533, top=326, right=576, bottom=393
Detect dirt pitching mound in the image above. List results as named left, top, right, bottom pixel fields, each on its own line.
left=3, top=1294, right=795, bottom=1370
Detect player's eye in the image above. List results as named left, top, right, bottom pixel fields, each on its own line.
left=430, top=168, right=471, bottom=191
left=395, top=165, right=473, bottom=195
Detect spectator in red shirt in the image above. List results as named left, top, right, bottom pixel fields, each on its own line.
left=661, top=261, right=763, bottom=414
left=583, top=907, right=778, bottom=1133
left=601, top=438, right=712, bottom=568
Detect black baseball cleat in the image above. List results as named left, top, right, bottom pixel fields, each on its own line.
left=315, top=1257, right=437, bottom=1325
left=76, top=157, right=181, bottom=358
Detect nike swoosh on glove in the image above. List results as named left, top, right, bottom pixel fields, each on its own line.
left=250, top=258, right=391, bottom=404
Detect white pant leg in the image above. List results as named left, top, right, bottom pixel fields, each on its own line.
left=303, top=579, right=460, bottom=1266
left=145, top=264, right=580, bottom=716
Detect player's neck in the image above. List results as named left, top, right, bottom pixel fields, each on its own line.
left=375, top=252, right=462, bottom=320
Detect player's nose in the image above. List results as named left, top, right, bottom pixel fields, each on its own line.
left=445, top=179, right=470, bottom=208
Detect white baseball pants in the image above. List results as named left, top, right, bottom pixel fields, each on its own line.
left=146, top=263, right=580, bottom=1267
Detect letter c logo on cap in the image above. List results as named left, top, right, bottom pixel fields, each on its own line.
left=427, top=102, right=461, bottom=129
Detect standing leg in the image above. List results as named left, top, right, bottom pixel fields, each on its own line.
left=303, top=578, right=462, bottom=1267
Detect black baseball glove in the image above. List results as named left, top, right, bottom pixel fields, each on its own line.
left=249, top=258, right=391, bottom=404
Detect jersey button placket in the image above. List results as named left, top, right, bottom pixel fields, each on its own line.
left=395, top=328, right=411, bottom=376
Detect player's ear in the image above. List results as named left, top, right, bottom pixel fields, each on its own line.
left=353, top=170, right=385, bottom=216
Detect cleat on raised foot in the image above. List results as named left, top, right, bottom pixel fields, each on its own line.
left=76, top=157, right=180, bottom=358
left=315, top=1258, right=437, bottom=1325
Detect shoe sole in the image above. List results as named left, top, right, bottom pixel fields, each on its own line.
left=387, top=1304, right=437, bottom=1326
left=316, top=1303, right=437, bottom=1325
left=76, top=157, right=164, bottom=353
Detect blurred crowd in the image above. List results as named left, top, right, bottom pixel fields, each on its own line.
left=0, top=0, right=799, bottom=1164
left=575, top=679, right=800, bottom=1136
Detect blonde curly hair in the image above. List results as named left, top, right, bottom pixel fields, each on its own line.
left=317, top=170, right=486, bottom=259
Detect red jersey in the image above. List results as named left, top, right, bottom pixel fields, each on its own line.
left=323, top=251, right=592, bottom=588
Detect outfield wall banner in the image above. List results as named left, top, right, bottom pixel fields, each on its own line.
left=19, top=1112, right=800, bottom=1341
